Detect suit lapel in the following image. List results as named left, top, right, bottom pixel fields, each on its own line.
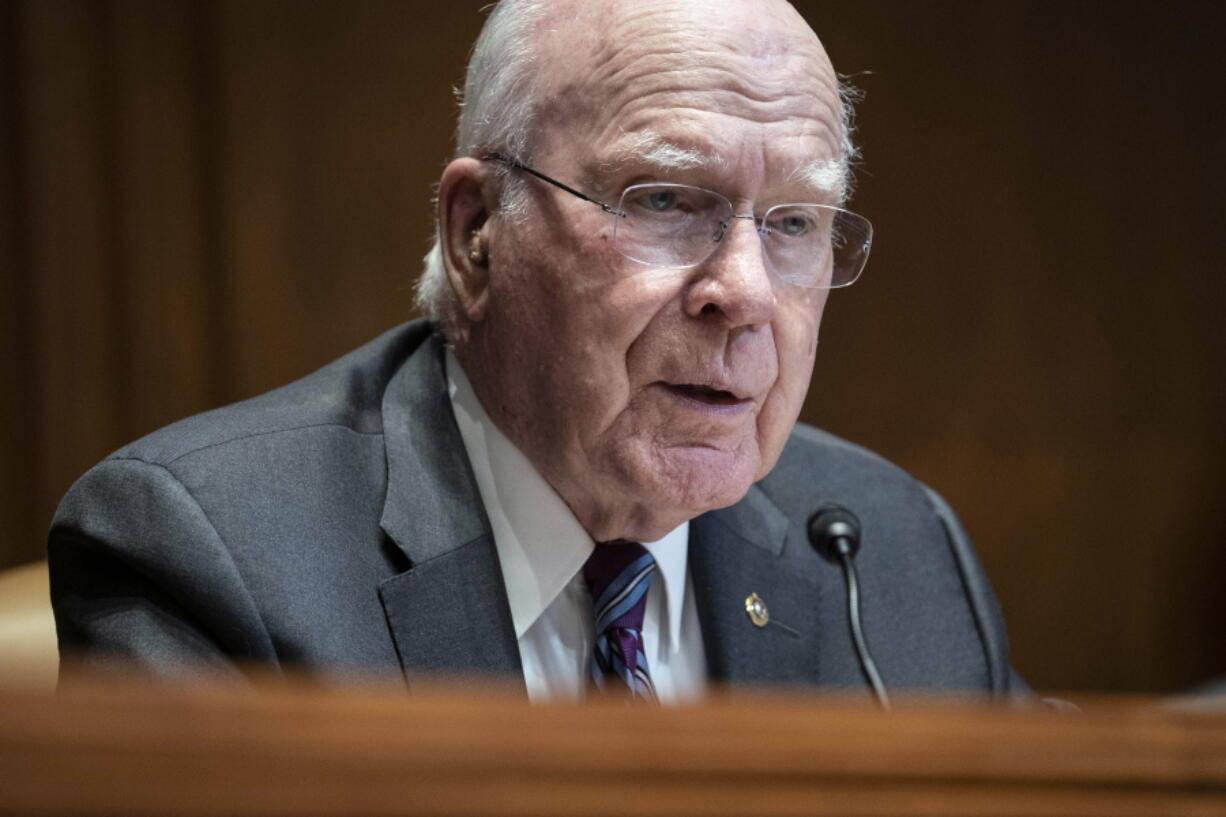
left=376, top=533, right=522, bottom=683
left=690, top=487, right=826, bottom=687
left=376, top=331, right=523, bottom=689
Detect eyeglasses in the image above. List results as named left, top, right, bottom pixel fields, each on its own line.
left=484, top=153, right=872, bottom=289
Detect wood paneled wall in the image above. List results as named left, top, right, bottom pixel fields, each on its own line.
left=2, top=0, right=1223, bottom=694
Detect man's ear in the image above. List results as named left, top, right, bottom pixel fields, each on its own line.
left=438, top=158, right=498, bottom=323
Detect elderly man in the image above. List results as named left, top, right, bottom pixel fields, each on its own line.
left=49, top=0, right=1024, bottom=702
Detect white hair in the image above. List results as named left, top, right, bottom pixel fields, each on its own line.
left=837, top=76, right=864, bottom=197
left=603, top=130, right=712, bottom=174
left=414, top=1, right=863, bottom=328
left=612, top=127, right=859, bottom=201
left=790, top=158, right=846, bottom=199
left=415, top=0, right=545, bottom=328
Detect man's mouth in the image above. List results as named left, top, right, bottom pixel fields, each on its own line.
left=662, top=383, right=749, bottom=408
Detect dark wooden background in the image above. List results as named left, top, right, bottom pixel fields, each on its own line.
left=2, top=0, right=1222, bottom=694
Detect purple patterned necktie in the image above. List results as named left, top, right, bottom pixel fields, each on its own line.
left=583, top=542, right=657, bottom=702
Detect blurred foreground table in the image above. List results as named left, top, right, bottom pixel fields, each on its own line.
left=1, top=677, right=1224, bottom=816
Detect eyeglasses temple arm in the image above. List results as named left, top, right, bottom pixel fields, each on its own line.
left=483, top=153, right=623, bottom=216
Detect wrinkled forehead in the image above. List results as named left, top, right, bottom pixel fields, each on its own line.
left=530, top=0, right=841, bottom=147
left=534, top=0, right=830, bottom=66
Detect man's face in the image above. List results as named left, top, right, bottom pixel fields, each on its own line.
left=461, top=0, right=845, bottom=541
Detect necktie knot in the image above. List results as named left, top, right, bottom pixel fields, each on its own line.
left=583, top=542, right=657, bottom=701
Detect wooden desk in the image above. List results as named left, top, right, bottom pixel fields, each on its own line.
left=2, top=679, right=1224, bottom=816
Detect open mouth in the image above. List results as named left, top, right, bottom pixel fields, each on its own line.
left=664, top=383, right=746, bottom=407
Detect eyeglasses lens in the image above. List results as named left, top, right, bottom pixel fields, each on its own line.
left=613, top=184, right=871, bottom=289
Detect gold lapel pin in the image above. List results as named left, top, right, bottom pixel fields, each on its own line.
left=744, top=592, right=769, bottom=628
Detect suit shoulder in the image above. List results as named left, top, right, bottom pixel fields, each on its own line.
left=757, top=423, right=933, bottom=521
left=775, top=422, right=915, bottom=485
left=111, top=320, right=436, bottom=466
left=756, top=424, right=1017, bottom=697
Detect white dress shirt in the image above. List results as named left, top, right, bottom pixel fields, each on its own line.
left=446, top=348, right=707, bottom=703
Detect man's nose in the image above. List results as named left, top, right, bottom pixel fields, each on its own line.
left=682, top=217, right=778, bottom=327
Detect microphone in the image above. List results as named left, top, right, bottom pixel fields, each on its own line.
left=808, top=504, right=862, bottom=560
left=808, top=504, right=890, bottom=709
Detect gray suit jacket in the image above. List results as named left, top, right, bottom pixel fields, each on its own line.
left=50, top=320, right=1024, bottom=698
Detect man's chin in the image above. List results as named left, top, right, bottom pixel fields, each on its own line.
left=562, top=438, right=764, bottom=541
left=616, top=444, right=760, bottom=533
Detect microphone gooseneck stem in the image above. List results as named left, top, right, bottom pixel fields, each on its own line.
left=836, top=541, right=891, bottom=710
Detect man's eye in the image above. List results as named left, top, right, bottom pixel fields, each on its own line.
left=646, top=191, right=679, bottom=211
left=777, top=215, right=812, bottom=236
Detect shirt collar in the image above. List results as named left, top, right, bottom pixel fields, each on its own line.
left=445, top=348, right=688, bottom=649
left=640, top=519, right=689, bottom=654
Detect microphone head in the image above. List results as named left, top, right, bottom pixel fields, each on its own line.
left=808, top=504, right=862, bottom=561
